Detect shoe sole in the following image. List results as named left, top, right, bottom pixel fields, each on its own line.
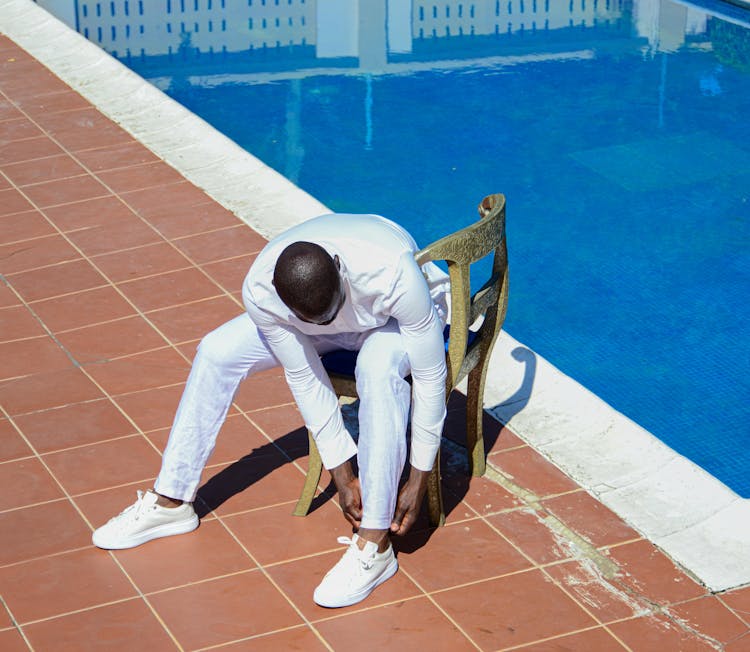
left=92, top=514, right=199, bottom=550
left=314, top=556, right=399, bottom=608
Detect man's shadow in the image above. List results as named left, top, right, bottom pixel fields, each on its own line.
left=193, top=346, right=537, bottom=553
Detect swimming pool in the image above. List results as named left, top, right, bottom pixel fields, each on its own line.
left=41, top=0, right=750, bottom=496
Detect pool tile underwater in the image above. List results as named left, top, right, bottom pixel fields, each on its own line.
left=0, top=30, right=747, bottom=652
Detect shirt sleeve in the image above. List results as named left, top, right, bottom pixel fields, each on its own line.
left=245, top=301, right=357, bottom=470
left=387, top=252, right=448, bottom=471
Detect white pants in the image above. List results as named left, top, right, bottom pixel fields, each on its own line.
left=154, top=313, right=412, bottom=530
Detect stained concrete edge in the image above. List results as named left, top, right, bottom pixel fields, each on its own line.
left=2, top=0, right=747, bottom=592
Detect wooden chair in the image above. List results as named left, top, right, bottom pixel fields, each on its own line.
left=293, top=193, right=509, bottom=527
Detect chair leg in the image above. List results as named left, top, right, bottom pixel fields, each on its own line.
left=293, top=430, right=323, bottom=516
left=466, top=364, right=488, bottom=478
left=426, top=450, right=446, bottom=527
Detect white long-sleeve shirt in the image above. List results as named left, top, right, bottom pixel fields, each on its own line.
left=242, top=213, right=449, bottom=472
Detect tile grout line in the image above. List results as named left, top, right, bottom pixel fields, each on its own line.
left=0, top=595, right=34, bottom=651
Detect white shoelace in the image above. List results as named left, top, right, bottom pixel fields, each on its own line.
left=108, top=490, right=155, bottom=528
left=336, top=536, right=376, bottom=571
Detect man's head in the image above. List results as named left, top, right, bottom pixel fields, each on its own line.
left=273, top=241, right=345, bottom=325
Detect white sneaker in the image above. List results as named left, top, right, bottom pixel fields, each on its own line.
left=92, top=490, right=199, bottom=550
left=313, top=534, right=398, bottom=608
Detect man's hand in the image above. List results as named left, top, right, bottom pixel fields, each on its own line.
left=390, top=468, right=430, bottom=536
left=329, top=461, right=362, bottom=529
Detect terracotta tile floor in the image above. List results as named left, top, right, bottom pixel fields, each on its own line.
left=1, top=35, right=749, bottom=652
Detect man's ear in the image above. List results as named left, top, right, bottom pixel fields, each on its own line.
left=333, top=254, right=341, bottom=271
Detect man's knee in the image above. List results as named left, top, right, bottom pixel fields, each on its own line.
left=355, top=348, right=407, bottom=396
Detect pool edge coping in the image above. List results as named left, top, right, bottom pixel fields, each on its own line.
left=3, top=0, right=748, bottom=593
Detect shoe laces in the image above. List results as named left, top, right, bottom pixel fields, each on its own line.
left=108, top=490, right=156, bottom=527
left=336, top=536, right=377, bottom=571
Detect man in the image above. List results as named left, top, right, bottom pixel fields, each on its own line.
left=92, top=212, right=449, bottom=608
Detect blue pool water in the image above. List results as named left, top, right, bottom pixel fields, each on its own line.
left=50, top=0, right=750, bottom=495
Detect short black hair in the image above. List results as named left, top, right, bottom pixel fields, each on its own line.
left=273, top=241, right=340, bottom=320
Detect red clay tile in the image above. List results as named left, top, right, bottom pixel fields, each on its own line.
left=0, top=547, right=136, bottom=624
left=14, top=89, right=93, bottom=117
left=443, top=472, right=524, bottom=517
left=0, top=418, right=33, bottom=462
left=118, top=267, right=223, bottom=312
left=65, top=215, right=162, bottom=256
left=0, top=629, right=30, bottom=652
left=608, top=612, right=718, bottom=651
left=148, top=571, right=303, bottom=650
left=721, top=585, right=750, bottom=623
left=2, top=154, right=88, bottom=186
left=670, top=595, right=750, bottom=645
left=434, top=569, right=597, bottom=650
left=0, top=209, right=56, bottom=244
left=173, top=225, right=266, bottom=264
left=0, top=136, right=65, bottom=165
left=486, top=507, right=577, bottom=565
left=114, top=519, right=254, bottom=594
left=512, top=627, right=629, bottom=650
left=91, top=241, right=192, bottom=283
left=120, top=182, right=212, bottom=218
left=0, top=282, right=19, bottom=307
left=605, top=540, right=707, bottom=605
left=43, top=435, right=162, bottom=495
left=489, top=445, right=581, bottom=498
left=0, top=116, right=43, bottom=143
left=74, top=141, right=158, bottom=172
left=0, top=64, right=70, bottom=100
left=55, top=315, right=167, bottom=362
left=223, top=500, right=349, bottom=566
left=23, top=598, right=176, bottom=652
left=543, top=559, right=651, bottom=624
left=726, top=633, right=750, bottom=651
left=41, top=108, right=133, bottom=152
left=134, top=195, right=239, bottom=238
left=200, top=453, right=306, bottom=516
left=266, top=550, right=422, bottom=621
left=14, top=398, right=135, bottom=453
left=0, top=367, right=102, bottom=416
left=0, top=335, right=72, bottom=381
left=0, top=499, right=91, bottom=565
left=214, top=626, right=329, bottom=651
left=397, top=517, right=531, bottom=592
left=96, top=161, right=186, bottom=193
left=31, top=285, right=136, bottom=332
left=83, top=346, right=190, bottom=396
left=315, top=596, right=476, bottom=651
left=42, top=194, right=138, bottom=232
left=112, top=384, right=185, bottom=433
left=0, top=457, right=64, bottom=511
left=202, top=253, right=258, bottom=292
left=0, top=233, right=81, bottom=274
left=232, top=368, right=294, bottom=412
left=20, top=174, right=110, bottom=209
left=541, top=490, right=641, bottom=549
left=6, top=258, right=107, bottom=302
left=0, top=187, right=34, bottom=216
left=0, top=96, right=23, bottom=121
left=147, top=296, right=242, bottom=344
left=0, top=304, right=46, bottom=341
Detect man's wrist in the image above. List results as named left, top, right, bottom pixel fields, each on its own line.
left=329, top=459, right=356, bottom=487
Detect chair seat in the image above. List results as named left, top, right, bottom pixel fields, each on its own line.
left=321, top=326, right=478, bottom=377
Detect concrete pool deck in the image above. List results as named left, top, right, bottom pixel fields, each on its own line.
left=1, top=0, right=749, bottom=649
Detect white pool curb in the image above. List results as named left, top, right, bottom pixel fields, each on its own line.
left=3, top=0, right=747, bottom=592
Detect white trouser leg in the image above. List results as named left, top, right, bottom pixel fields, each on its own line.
left=154, top=313, right=279, bottom=502
left=354, top=320, right=412, bottom=530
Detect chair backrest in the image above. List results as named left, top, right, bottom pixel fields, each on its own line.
left=414, top=193, right=509, bottom=392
